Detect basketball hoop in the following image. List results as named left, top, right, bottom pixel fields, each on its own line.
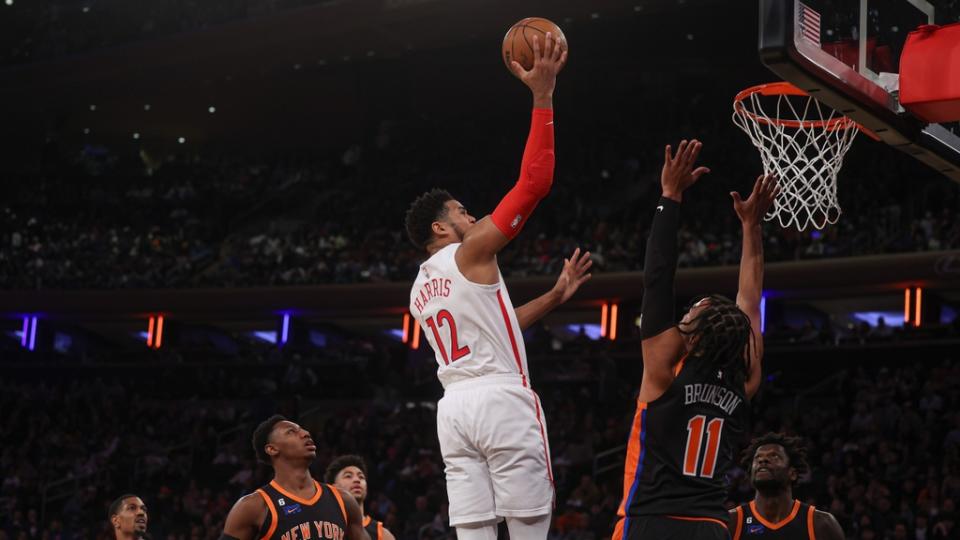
left=732, top=82, right=860, bottom=231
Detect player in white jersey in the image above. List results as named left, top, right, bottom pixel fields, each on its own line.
left=403, top=32, right=589, bottom=540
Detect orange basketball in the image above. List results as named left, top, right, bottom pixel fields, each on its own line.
left=502, top=17, right=568, bottom=72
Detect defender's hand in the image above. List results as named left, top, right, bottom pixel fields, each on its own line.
left=660, top=139, right=710, bottom=202
left=551, top=248, right=593, bottom=304
left=732, top=174, right=780, bottom=227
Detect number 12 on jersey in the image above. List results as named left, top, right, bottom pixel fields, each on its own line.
left=683, top=415, right=723, bottom=478
left=423, top=309, right=471, bottom=365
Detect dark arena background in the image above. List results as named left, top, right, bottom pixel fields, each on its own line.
left=2, top=0, right=960, bottom=539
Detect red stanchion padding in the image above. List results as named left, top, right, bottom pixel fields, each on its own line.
left=900, top=23, right=960, bottom=123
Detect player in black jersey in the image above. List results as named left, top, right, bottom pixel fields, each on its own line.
left=325, top=455, right=397, bottom=540
left=108, top=494, right=149, bottom=540
left=729, top=433, right=843, bottom=540
left=221, top=415, right=370, bottom=540
left=613, top=141, right=779, bottom=540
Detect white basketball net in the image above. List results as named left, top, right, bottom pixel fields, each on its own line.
left=732, top=87, right=859, bottom=230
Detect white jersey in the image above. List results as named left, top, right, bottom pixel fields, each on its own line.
left=409, top=243, right=530, bottom=389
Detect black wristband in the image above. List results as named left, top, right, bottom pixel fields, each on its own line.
left=640, top=197, right=681, bottom=339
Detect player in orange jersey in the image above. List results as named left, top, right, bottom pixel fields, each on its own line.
left=325, top=455, right=396, bottom=540
left=220, top=415, right=369, bottom=540
left=614, top=144, right=779, bottom=539
left=729, top=433, right=843, bottom=540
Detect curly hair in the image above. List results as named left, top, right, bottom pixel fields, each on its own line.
left=324, top=454, right=368, bottom=484
left=740, top=432, right=810, bottom=479
left=404, top=188, right=454, bottom=250
left=678, top=294, right=754, bottom=388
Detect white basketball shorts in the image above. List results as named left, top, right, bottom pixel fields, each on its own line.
left=436, top=374, right=555, bottom=527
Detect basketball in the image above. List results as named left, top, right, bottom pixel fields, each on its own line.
left=502, top=17, right=567, bottom=72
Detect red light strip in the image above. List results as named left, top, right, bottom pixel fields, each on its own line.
left=600, top=303, right=609, bottom=338
left=904, top=288, right=911, bottom=324
left=610, top=304, right=619, bottom=341
left=147, top=316, right=155, bottom=347
left=915, top=288, right=922, bottom=328
left=155, top=316, right=165, bottom=348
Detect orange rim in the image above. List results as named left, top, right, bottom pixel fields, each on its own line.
left=734, top=82, right=858, bottom=131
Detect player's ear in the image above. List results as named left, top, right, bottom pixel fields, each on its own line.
left=266, top=442, right=280, bottom=458
left=431, top=220, right=447, bottom=236
left=112, top=515, right=120, bottom=530
left=789, top=466, right=798, bottom=483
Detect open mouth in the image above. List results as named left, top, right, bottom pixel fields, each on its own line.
left=135, top=519, right=147, bottom=527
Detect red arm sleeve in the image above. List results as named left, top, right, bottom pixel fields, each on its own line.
left=491, top=107, right=555, bottom=239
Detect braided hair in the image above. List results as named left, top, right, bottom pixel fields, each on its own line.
left=678, top=294, right=754, bottom=388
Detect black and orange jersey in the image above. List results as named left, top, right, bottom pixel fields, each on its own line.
left=255, top=480, right=348, bottom=540
left=362, top=516, right=383, bottom=540
left=731, top=501, right=816, bottom=539
left=615, top=358, right=749, bottom=532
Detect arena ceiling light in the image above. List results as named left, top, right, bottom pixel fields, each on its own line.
left=146, top=315, right=165, bottom=349
left=280, top=313, right=291, bottom=346
left=401, top=313, right=411, bottom=344
left=565, top=324, right=602, bottom=341
left=252, top=331, right=278, bottom=344
left=20, top=316, right=37, bottom=351
left=760, top=295, right=767, bottom=334
left=904, top=287, right=924, bottom=327
left=600, top=302, right=619, bottom=340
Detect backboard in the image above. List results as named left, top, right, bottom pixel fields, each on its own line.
left=759, top=0, right=960, bottom=182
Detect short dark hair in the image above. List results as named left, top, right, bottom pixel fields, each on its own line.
left=108, top=494, right=140, bottom=520
left=252, top=414, right=288, bottom=465
left=324, top=455, right=367, bottom=484
left=404, top=188, right=454, bottom=250
left=741, top=432, right=810, bottom=479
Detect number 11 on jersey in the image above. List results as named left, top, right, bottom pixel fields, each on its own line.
left=424, top=309, right=471, bottom=365
left=683, top=415, right=723, bottom=478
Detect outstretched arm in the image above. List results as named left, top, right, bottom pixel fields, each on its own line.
left=730, top=174, right=779, bottom=399
left=456, top=32, right=567, bottom=284
left=515, top=248, right=592, bottom=330
left=639, top=141, right=710, bottom=400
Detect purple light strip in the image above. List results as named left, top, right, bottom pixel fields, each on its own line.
left=760, top=295, right=767, bottom=335
left=28, top=317, right=38, bottom=351
left=21, top=316, right=29, bottom=348
left=280, top=314, right=290, bottom=345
